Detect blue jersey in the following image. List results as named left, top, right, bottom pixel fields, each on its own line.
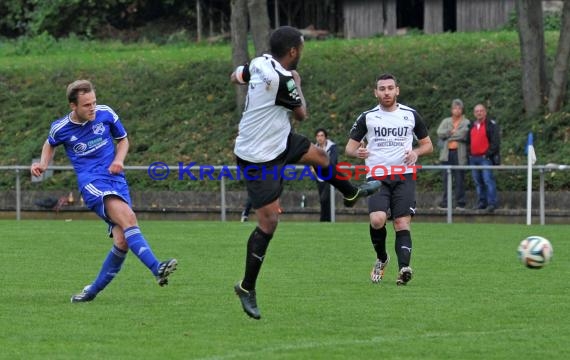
left=47, top=105, right=128, bottom=190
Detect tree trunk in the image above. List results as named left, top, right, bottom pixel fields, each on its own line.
left=274, top=0, right=280, bottom=27
left=196, top=0, right=203, bottom=42
left=231, top=0, right=249, bottom=113
left=208, top=4, right=214, bottom=38
left=247, top=0, right=271, bottom=56
left=548, top=1, right=570, bottom=113
left=516, top=0, right=547, bottom=116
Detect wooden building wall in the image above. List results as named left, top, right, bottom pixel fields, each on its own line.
left=341, top=0, right=559, bottom=38
left=342, top=0, right=384, bottom=39
left=342, top=0, right=396, bottom=39
left=424, top=0, right=444, bottom=34
left=456, top=0, right=515, bottom=32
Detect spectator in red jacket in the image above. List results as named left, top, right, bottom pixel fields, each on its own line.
left=467, top=104, right=500, bottom=212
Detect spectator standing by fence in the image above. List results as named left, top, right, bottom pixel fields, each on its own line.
left=468, top=103, right=500, bottom=212
left=437, top=99, right=470, bottom=210
left=314, top=128, right=337, bottom=222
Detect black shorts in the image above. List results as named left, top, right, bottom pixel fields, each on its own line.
left=368, top=173, right=417, bottom=218
left=237, top=133, right=311, bottom=209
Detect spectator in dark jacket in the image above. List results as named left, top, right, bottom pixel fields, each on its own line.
left=314, top=128, right=338, bottom=222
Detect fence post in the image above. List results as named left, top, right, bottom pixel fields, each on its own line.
left=539, top=168, right=545, bottom=225
left=220, top=177, right=226, bottom=222
left=330, top=184, right=336, bottom=223
left=16, top=168, right=21, bottom=221
left=446, top=167, right=452, bottom=224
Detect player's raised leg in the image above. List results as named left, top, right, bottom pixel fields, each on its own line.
left=301, top=144, right=381, bottom=207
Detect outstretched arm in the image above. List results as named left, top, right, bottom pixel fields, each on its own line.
left=231, top=65, right=249, bottom=85
left=30, top=140, right=56, bottom=177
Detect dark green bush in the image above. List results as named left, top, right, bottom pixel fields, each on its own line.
left=503, top=8, right=561, bottom=31
left=1, top=31, right=569, bottom=192
left=0, top=0, right=200, bottom=39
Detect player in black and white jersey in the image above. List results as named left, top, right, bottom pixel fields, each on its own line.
left=231, top=26, right=381, bottom=319
left=346, top=73, right=433, bottom=286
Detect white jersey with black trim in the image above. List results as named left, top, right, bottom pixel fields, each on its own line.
left=234, top=54, right=302, bottom=163
left=349, top=103, right=429, bottom=176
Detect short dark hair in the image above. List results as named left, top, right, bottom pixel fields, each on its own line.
left=315, top=128, right=328, bottom=137
left=376, top=73, right=398, bottom=85
left=67, top=80, right=95, bottom=104
left=270, top=26, right=304, bottom=58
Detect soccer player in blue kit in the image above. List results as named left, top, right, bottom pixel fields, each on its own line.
left=31, top=80, right=177, bottom=303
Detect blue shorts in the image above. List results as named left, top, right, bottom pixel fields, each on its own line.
left=81, top=179, right=132, bottom=228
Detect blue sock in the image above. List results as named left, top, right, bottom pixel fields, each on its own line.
left=124, top=226, right=160, bottom=276
left=90, top=245, right=127, bottom=294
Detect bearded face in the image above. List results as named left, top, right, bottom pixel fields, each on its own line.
left=374, top=79, right=399, bottom=109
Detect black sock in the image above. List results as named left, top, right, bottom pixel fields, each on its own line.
left=242, top=227, right=273, bottom=291
left=318, top=164, right=358, bottom=198
left=370, top=225, right=388, bottom=262
left=395, top=230, right=412, bottom=268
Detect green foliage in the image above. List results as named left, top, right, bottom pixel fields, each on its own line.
left=0, top=0, right=132, bottom=38
left=0, top=0, right=27, bottom=37
left=9, top=31, right=57, bottom=55
left=503, top=8, right=562, bottom=31
left=1, top=221, right=570, bottom=358
left=1, top=31, right=570, bottom=192
left=0, top=0, right=200, bottom=39
left=544, top=11, right=563, bottom=31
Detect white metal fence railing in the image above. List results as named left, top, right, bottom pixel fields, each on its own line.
left=1, top=164, right=568, bottom=224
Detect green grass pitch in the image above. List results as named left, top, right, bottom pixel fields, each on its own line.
left=1, top=220, right=568, bottom=359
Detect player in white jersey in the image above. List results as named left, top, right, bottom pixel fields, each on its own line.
left=31, top=80, right=177, bottom=303
left=346, top=73, right=433, bottom=286
left=231, top=26, right=381, bottom=319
